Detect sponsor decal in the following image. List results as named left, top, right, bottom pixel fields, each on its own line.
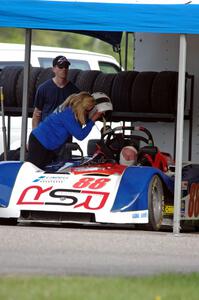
left=188, top=183, right=199, bottom=218
left=181, top=199, right=185, bottom=217
left=163, top=205, right=174, bottom=215
left=141, top=212, right=147, bottom=218
left=132, top=213, right=140, bottom=219
left=132, top=211, right=148, bottom=219
left=33, top=175, right=68, bottom=184
left=17, top=177, right=110, bottom=211
left=181, top=180, right=188, bottom=198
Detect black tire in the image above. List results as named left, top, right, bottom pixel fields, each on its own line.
left=151, top=71, right=178, bottom=113
left=148, top=175, right=164, bottom=231
left=75, top=70, right=102, bottom=93
left=131, top=71, right=158, bottom=113
left=35, top=67, right=54, bottom=90
left=92, top=73, right=116, bottom=98
left=0, top=66, right=23, bottom=107
left=111, top=71, right=139, bottom=112
left=68, top=69, right=82, bottom=84
left=16, top=67, right=42, bottom=108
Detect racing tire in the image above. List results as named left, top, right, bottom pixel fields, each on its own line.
left=75, top=70, right=102, bottom=93
left=35, top=67, right=54, bottom=90
left=16, top=67, right=42, bottom=108
left=151, top=71, right=178, bottom=113
left=92, top=73, right=116, bottom=98
left=131, top=71, right=158, bottom=112
left=68, top=69, right=82, bottom=84
left=148, top=175, right=164, bottom=231
left=111, top=71, right=139, bottom=112
left=0, top=66, right=23, bottom=107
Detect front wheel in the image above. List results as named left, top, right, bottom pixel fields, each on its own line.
left=148, top=175, right=164, bottom=230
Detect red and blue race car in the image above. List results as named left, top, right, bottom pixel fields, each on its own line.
left=0, top=126, right=199, bottom=230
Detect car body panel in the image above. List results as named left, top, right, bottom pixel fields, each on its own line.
left=0, top=161, right=169, bottom=224
left=0, top=160, right=199, bottom=227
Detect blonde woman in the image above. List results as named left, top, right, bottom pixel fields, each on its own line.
left=27, top=91, right=102, bottom=168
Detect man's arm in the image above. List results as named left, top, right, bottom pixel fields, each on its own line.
left=32, top=107, right=42, bottom=129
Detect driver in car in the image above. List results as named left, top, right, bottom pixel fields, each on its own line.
left=119, top=146, right=138, bottom=166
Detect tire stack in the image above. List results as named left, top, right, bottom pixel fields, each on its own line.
left=0, top=66, right=23, bottom=108
left=0, top=66, right=55, bottom=115
left=0, top=67, right=179, bottom=117
left=68, top=70, right=179, bottom=115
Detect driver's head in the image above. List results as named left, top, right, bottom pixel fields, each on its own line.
left=119, top=146, right=138, bottom=166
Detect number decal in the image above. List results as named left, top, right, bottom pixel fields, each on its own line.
left=73, top=177, right=110, bottom=189
left=89, top=178, right=110, bottom=189
left=73, top=178, right=95, bottom=189
left=194, top=185, right=199, bottom=217
left=188, top=183, right=199, bottom=218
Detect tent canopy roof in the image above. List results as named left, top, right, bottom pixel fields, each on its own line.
left=1, top=1, right=199, bottom=36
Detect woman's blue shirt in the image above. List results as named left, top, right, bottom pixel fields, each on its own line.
left=32, top=107, right=94, bottom=150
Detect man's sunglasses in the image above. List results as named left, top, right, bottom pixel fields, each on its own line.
left=57, top=65, right=69, bottom=69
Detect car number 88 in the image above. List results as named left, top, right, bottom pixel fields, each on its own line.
left=188, top=183, right=199, bottom=218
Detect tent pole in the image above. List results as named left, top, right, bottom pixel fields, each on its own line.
left=20, top=28, right=32, bottom=161
left=124, top=32, right=128, bottom=71
left=173, top=34, right=187, bottom=235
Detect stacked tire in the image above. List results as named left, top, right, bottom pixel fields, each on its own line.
left=0, top=67, right=179, bottom=117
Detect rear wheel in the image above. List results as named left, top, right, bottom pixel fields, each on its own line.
left=148, top=175, right=164, bottom=230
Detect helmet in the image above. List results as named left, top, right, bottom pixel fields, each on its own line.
left=91, top=92, right=113, bottom=113
left=119, top=146, right=138, bottom=166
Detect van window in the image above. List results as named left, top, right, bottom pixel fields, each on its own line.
left=99, top=61, right=121, bottom=73
left=38, top=57, right=90, bottom=70
left=68, top=59, right=90, bottom=70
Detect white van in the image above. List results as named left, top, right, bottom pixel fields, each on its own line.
left=0, top=43, right=121, bottom=73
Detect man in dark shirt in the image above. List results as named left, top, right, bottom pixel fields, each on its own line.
left=32, top=55, right=79, bottom=128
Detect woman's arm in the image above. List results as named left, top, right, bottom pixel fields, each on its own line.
left=62, top=109, right=103, bottom=141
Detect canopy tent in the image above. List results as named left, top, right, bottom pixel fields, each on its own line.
left=0, top=0, right=198, bottom=234
left=56, top=31, right=122, bottom=49
left=1, top=0, right=199, bottom=34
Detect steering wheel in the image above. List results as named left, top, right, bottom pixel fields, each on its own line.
left=101, top=125, right=154, bottom=149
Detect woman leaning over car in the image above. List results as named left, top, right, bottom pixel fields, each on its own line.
left=27, top=91, right=103, bottom=169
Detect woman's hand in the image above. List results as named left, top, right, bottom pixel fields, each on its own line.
left=91, top=111, right=104, bottom=122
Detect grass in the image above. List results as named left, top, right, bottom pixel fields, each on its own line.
left=0, top=273, right=199, bottom=300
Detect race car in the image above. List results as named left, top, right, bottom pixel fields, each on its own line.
left=0, top=125, right=199, bottom=230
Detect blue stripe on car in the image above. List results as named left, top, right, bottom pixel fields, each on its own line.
left=111, top=166, right=174, bottom=212
left=0, top=162, right=23, bottom=207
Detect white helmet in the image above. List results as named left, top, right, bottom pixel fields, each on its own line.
left=91, top=92, right=113, bottom=113
left=120, top=146, right=138, bottom=166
